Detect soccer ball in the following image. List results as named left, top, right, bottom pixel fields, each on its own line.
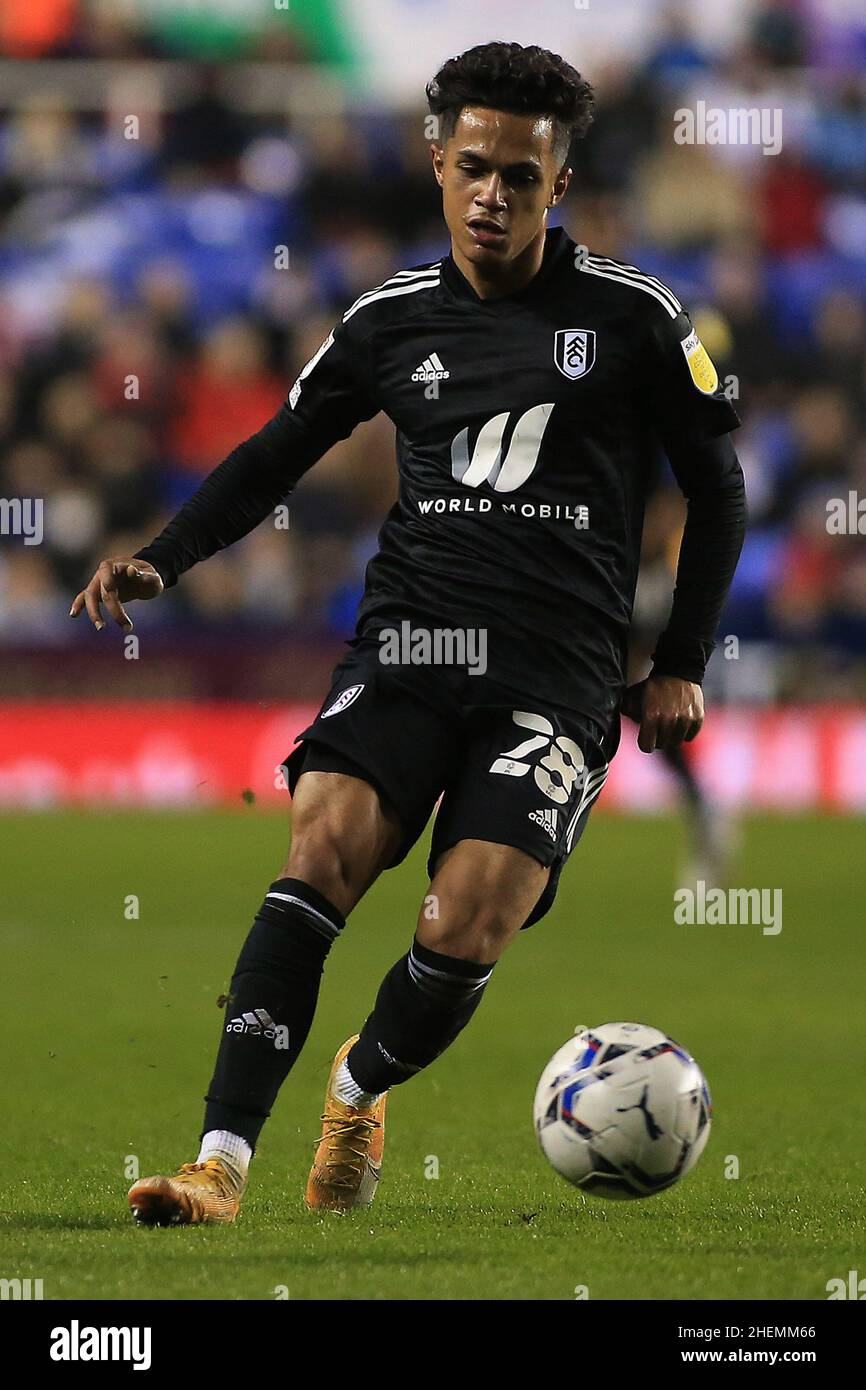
left=533, top=1022, right=712, bottom=1199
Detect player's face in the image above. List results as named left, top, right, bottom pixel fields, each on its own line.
left=431, top=106, right=571, bottom=272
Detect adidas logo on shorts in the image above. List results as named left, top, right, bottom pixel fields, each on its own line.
left=528, top=807, right=559, bottom=841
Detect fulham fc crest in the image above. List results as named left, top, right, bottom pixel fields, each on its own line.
left=554, top=329, right=596, bottom=380
left=322, top=684, right=365, bottom=718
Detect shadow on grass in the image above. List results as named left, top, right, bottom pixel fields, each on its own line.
left=0, top=1211, right=125, bottom=1233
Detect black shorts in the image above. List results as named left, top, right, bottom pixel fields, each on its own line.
left=282, top=639, right=620, bottom=929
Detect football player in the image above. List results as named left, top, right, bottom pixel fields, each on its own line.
left=72, top=42, right=745, bottom=1224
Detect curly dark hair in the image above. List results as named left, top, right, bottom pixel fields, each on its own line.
left=427, top=41, right=595, bottom=164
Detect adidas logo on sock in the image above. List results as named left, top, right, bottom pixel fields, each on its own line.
left=226, top=1008, right=278, bottom=1038
left=411, top=351, right=450, bottom=383
left=528, top=807, right=559, bottom=841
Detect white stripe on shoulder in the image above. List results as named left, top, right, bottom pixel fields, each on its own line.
left=382, top=266, right=443, bottom=282
left=343, top=264, right=440, bottom=315
left=343, top=265, right=441, bottom=323
left=296, top=329, right=334, bottom=384
left=578, top=257, right=681, bottom=319
left=584, top=255, right=683, bottom=315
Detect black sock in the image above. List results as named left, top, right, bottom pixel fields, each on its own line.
left=662, top=743, right=703, bottom=810
left=347, top=939, right=495, bottom=1094
left=202, top=878, right=344, bottom=1149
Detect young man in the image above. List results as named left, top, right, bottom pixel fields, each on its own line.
left=71, top=42, right=746, bottom=1224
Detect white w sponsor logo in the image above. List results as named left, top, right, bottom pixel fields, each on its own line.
left=451, top=403, right=554, bottom=493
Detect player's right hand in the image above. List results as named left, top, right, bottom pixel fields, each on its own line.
left=69, top=558, right=164, bottom=632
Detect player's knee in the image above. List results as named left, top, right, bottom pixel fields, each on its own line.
left=419, top=896, right=519, bottom=961
left=422, top=843, right=548, bottom=959
left=281, top=819, right=361, bottom=912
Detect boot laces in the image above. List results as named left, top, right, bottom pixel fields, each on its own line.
left=175, top=1159, right=234, bottom=1190
left=317, top=1114, right=381, bottom=1188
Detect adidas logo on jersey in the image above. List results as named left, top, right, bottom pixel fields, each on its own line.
left=529, top=808, right=559, bottom=841
left=226, top=1008, right=278, bottom=1038
left=412, top=352, right=450, bottom=383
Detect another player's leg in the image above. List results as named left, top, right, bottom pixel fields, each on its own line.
left=128, top=768, right=403, bottom=1226
left=306, top=840, right=548, bottom=1212
left=661, top=744, right=736, bottom=889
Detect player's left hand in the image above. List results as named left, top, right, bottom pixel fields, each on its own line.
left=622, top=675, right=704, bottom=754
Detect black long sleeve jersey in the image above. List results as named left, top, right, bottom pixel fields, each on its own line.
left=137, top=226, right=746, bottom=726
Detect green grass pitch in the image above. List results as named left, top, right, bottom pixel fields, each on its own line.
left=1, top=808, right=863, bottom=1301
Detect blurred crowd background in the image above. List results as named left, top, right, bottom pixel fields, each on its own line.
left=1, top=0, right=865, bottom=702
